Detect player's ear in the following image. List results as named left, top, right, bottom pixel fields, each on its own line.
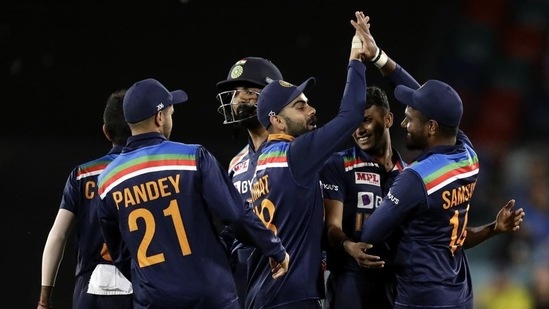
left=102, top=124, right=112, bottom=142
left=271, top=115, right=284, bottom=130
left=427, top=119, right=438, bottom=135
left=386, top=112, right=394, bottom=128
left=154, top=110, right=165, bottom=127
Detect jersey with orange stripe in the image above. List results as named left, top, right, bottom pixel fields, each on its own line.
left=63, top=147, right=122, bottom=278
left=361, top=131, right=478, bottom=308
left=246, top=60, right=368, bottom=308
left=96, top=132, right=286, bottom=308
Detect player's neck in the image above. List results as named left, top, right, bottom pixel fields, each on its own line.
left=373, top=136, right=394, bottom=172
left=248, top=128, right=269, bottom=151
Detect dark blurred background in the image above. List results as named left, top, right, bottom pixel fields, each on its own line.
left=3, top=0, right=548, bottom=308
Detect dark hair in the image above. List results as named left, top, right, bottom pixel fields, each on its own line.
left=366, top=86, right=390, bottom=112
left=103, top=89, right=131, bottom=146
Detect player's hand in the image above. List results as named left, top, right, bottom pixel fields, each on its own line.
left=344, top=241, right=385, bottom=269
left=270, top=252, right=290, bottom=279
left=350, top=11, right=378, bottom=61
left=494, top=199, right=525, bottom=233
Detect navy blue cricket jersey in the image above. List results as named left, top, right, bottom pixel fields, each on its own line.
left=60, top=145, right=132, bottom=308
left=360, top=62, right=479, bottom=308
left=60, top=146, right=124, bottom=279
left=361, top=133, right=479, bottom=308
left=225, top=140, right=262, bottom=307
left=245, top=60, right=368, bottom=308
left=320, top=146, right=406, bottom=307
left=228, top=141, right=258, bottom=201
left=97, top=133, right=286, bottom=308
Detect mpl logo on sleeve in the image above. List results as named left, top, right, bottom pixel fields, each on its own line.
left=355, top=172, right=380, bottom=186
left=232, top=159, right=249, bottom=176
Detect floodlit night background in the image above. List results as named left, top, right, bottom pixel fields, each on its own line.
left=3, top=0, right=548, bottom=308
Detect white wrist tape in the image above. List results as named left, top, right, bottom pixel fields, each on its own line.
left=374, top=50, right=388, bottom=68
left=369, top=47, right=381, bottom=62
left=351, top=35, right=362, bottom=49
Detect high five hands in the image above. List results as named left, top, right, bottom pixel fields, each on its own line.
left=350, top=11, right=377, bottom=62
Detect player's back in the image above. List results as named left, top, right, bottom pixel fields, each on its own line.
left=393, top=142, right=479, bottom=306
left=66, top=152, right=120, bottom=277
left=99, top=141, right=239, bottom=307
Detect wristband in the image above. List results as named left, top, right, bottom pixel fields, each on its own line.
left=369, top=47, right=382, bottom=63
left=374, top=50, right=388, bottom=68
left=38, top=301, right=52, bottom=308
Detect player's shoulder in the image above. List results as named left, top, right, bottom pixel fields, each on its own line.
left=336, top=146, right=356, bottom=158
left=76, top=153, right=112, bottom=168
left=74, top=154, right=115, bottom=181
left=323, top=147, right=351, bottom=165
left=233, top=144, right=249, bottom=157
left=258, top=139, right=289, bottom=157
left=158, top=140, right=206, bottom=154
left=335, top=146, right=382, bottom=171
left=228, top=145, right=250, bottom=169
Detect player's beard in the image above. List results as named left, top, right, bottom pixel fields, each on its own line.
left=405, top=130, right=428, bottom=151
left=238, top=115, right=262, bottom=130
left=285, top=115, right=317, bottom=137
left=235, top=104, right=261, bottom=129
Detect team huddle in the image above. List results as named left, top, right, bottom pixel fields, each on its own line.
left=38, top=11, right=525, bottom=309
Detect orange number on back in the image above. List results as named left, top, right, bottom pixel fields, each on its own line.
left=448, top=204, right=469, bottom=255
left=164, top=199, right=192, bottom=255
left=128, top=199, right=192, bottom=268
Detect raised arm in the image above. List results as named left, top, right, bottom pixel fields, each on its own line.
left=290, top=11, right=372, bottom=181
left=352, top=12, right=420, bottom=88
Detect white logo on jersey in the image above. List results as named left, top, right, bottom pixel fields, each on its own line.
left=355, top=172, right=380, bottom=186
left=233, top=180, right=253, bottom=194
left=387, top=191, right=399, bottom=204
left=322, top=183, right=339, bottom=191
left=232, top=159, right=249, bottom=177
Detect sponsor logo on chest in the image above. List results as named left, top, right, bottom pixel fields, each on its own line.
left=354, top=172, right=380, bottom=186
left=357, top=192, right=383, bottom=209
left=232, top=159, right=249, bottom=176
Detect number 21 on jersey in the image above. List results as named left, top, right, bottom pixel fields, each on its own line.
left=128, top=199, right=192, bottom=268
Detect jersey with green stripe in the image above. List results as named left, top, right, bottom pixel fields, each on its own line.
left=96, top=136, right=285, bottom=307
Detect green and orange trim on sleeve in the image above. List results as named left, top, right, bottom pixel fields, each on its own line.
left=76, top=160, right=111, bottom=180
left=98, top=153, right=196, bottom=198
